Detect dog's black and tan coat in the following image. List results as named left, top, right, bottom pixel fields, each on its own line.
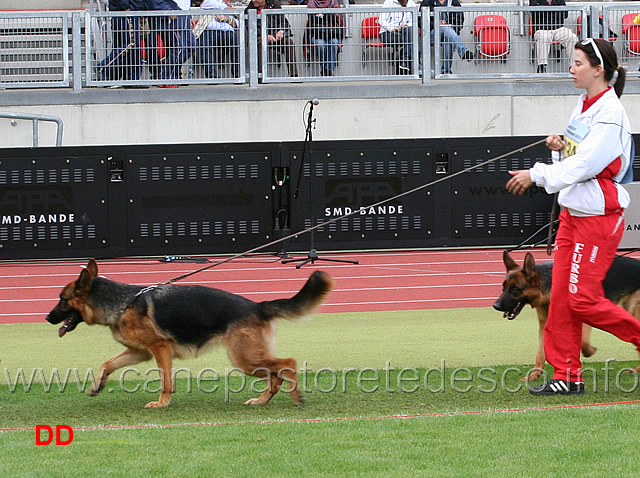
left=46, top=259, right=334, bottom=408
left=494, top=250, right=640, bottom=381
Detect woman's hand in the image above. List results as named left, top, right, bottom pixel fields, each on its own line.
left=506, top=169, right=533, bottom=196
left=545, top=134, right=564, bottom=152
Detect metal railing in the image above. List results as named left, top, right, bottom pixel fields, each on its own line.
left=1, top=4, right=639, bottom=90
left=0, top=12, right=71, bottom=88
left=0, top=112, right=64, bottom=146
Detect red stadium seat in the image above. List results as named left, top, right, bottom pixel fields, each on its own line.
left=622, top=13, right=640, bottom=57
left=474, top=15, right=510, bottom=60
left=361, top=16, right=392, bottom=66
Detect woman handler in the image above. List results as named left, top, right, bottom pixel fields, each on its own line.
left=506, top=38, right=640, bottom=395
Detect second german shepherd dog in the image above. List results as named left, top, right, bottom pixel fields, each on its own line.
left=46, top=259, right=334, bottom=408
left=494, top=250, right=640, bottom=381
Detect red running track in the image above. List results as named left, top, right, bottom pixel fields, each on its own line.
left=3, top=248, right=639, bottom=325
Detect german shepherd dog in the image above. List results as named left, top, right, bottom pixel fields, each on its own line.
left=494, top=251, right=640, bottom=381
left=46, top=259, right=334, bottom=408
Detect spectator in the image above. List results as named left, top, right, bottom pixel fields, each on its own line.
left=245, top=0, right=299, bottom=78
left=198, top=0, right=239, bottom=78
left=529, top=0, right=578, bottom=74
left=421, top=0, right=473, bottom=75
left=306, top=0, right=343, bottom=76
left=144, top=0, right=182, bottom=86
left=97, top=0, right=145, bottom=86
left=378, top=0, right=417, bottom=75
left=174, top=0, right=197, bottom=79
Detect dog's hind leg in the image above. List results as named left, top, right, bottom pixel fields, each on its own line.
left=89, top=347, right=152, bottom=397
left=225, top=321, right=303, bottom=406
left=581, top=324, right=597, bottom=357
left=245, top=357, right=301, bottom=406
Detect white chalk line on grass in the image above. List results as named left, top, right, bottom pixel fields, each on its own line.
left=3, top=400, right=640, bottom=433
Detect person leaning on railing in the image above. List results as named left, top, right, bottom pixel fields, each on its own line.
left=245, top=0, right=299, bottom=77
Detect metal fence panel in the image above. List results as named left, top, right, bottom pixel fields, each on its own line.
left=261, top=7, right=421, bottom=83
left=603, top=5, right=640, bottom=73
left=432, top=5, right=588, bottom=79
left=86, top=9, right=246, bottom=87
left=3, top=4, right=640, bottom=89
left=0, top=12, right=71, bottom=88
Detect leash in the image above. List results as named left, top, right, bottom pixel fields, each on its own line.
left=506, top=217, right=558, bottom=253
left=116, top=138, right=546, bottom=312
left=546, top=193, right=559, bottom=256
left=161, top=138, right=547, bottom=285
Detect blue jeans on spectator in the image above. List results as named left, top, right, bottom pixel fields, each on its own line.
left=380, top=26, right=413, bottom=72
left=199, top=30, right=239, bottom=78
left=431, top=25, right=469, bottom=74
left=311, top=36, right=340, bottom=74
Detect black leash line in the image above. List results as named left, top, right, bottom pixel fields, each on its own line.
left=546, top=193, right=559, bottom=255
left=159, top=138, right=547, bottom=286
left=167, top=138, right=548, bottom=283
left=116, top=138, right=548, bottom=312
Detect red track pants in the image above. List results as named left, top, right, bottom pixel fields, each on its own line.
left=545, top=209, right=640, bottom=382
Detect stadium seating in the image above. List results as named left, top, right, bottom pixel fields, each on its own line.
left=622, top=13, right=640, bottom=57
left=474, top=14, right=510, bottom=61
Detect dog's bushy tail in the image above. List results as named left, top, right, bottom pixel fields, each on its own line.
left=259, top=271, right=334, bottom=321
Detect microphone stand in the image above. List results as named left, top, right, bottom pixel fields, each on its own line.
left=282, top=100, right=359, bottom=269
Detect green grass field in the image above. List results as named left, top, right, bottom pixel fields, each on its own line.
left=3, top=307, right=640, bottom=476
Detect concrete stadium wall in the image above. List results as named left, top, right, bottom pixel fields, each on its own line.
left=1, top=80, right=639, bottom=148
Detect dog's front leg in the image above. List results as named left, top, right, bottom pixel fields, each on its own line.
left=89, top=347, right=152, bottom=396
left=144, top=342, right=174, bottom=409
left=525, top=310, right=547, bottom=382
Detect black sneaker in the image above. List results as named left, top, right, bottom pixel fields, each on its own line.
left=536, top=64, right=547, bottom=74
left=463, top=50, right=474, bottom=61
left=529, top=379, right=584, bottom=396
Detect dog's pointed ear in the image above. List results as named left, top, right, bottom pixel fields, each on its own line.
left=75, top=259, right=97, bottom=296
left=503, top=250, right=518, bottom=271
left=86, top=259, right=98, bottom=278
left=523, top=253, right=537, bottom=275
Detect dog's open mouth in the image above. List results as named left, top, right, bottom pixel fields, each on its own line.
left=503, top=301, right=525, bottom=320
left=59, top=314, right=83, bottom=338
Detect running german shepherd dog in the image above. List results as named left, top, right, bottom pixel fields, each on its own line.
left=494, top=251, right=640, bottom=381
left=46, top=259, right=334, bottom=408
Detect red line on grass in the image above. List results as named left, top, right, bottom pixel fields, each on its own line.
left=3, top=399, right=640, bottom=433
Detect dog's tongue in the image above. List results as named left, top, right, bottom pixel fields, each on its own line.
left=58, top=320, right=69, bottom=338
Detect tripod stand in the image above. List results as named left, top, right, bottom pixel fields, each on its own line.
left=282, top=99, right=359, bottom=269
